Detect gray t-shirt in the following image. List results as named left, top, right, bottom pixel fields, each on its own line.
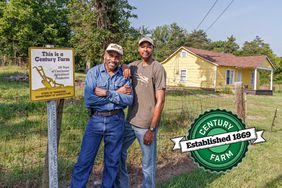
left=127, top=60, right=166, bottom=128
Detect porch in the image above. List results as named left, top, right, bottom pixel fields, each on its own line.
left=242, top=66, right=274, bottom=95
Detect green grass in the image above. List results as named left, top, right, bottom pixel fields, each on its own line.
left=159, top=93, right=282, bottom=188
left=158, top=168, right=222, bottom=188
left=0, top=66, right=88, bottom=186
left=0, top=66, right=281, bottom=187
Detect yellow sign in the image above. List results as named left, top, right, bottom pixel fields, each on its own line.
left=29, top=47, right=75, bottom=101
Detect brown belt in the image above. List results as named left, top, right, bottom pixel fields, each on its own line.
left=89, top=109, right=123, bottom=116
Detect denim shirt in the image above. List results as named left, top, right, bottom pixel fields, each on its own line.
left=84, top=64, right=133, bottom=111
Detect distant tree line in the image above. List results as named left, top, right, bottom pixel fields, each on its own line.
left=0, top=0, right=281, bottom=82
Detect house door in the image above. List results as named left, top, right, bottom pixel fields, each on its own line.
left=237, top=70, right=242, bottom=82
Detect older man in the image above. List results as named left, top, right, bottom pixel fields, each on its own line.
left=116, top=37, right=166, bottom=188
left=71, top=43, right=133, bottom=188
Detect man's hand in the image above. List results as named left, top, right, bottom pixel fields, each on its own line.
left=144, top=130, right=154, bottom=145
left=94, top=87, right=107, bottom=97
left=121, top=64, right=131, bottom=78
left=116, top=85, right=132, bottom=95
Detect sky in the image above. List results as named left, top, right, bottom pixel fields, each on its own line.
left=128, top=0, right=282, bottom=56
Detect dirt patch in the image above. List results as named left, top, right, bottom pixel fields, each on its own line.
left=87, top=155, right=196, bottom=187
left=156, top=155, right=196, bottom=184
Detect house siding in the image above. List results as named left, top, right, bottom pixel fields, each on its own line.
left=162, top=49, right=215, bottom=88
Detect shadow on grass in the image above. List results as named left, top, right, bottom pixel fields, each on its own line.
left=265, top=173, right=282, bottom=188
left=0, top=99, right=87, bottom=138
left=0, top=101, right=45, bottom=121
left=158, top=168, right=221, bottom=188
left=0, top=158, right=76, bottom=188
left=0, top=164, right=42, bottom=188
left=0, top=72, right=29, bottom=89
left=59, top=130, right=84, bottom=156
left=0, top=119, right=45, bottom=139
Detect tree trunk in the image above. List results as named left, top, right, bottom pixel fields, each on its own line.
left=85, top=59, right=91, bottom=73
left=2, top=55, right=6, bottom=66
left=95, top=0, right=107, bottom=29
left=95, top=0, right=111, bottom=51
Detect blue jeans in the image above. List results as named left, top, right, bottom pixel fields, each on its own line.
left=71, top=111, right=125, bottom=188
left=115, top=122, right=157, bottom=188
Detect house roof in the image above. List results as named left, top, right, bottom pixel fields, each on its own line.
left=185, top=47, right=275, bottom=69
left=162, top=46, right=275, bottom=69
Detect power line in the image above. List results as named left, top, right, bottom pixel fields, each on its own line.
left=195, top=0, right=219, bottom=30
left=205, top=0, right=235, bottom=32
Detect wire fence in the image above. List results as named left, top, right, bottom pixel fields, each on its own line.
left=0, top=73, right=234, bottom=187
left=0, top=65, right=281, bottom=187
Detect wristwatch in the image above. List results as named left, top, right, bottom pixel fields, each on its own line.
left=149, top=127, right=155, bottom=132
left=106, top=90, right=109, bottom=96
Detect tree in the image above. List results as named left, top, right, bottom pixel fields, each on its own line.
left=185, top=29, right=211, bottom=50
left=0, top=0, right=7, bottom=57
left=239, top=36, right=278, bottom=85
left=0, top=0, right=6, bottom=17
left=68, top=0, right=136, bottom=71
left=0, top=0, right=70, bottom=58
left=138, top=25, right=151, bottom=36
left=152, top=23, right=188, bottom=61
left=223, top=35, right=239, bottom=54
left=208, top=35, right=239, bottom=54
left=121, top=27, right=143, bottom=64
left=208, top=40, right=226, bottom=52
left=274, top=57, right=282, bottom=83
left=239, top=36, right=275, bottom=60
left=167, top=23, right=187, bottom=48
left=152, top=25, right=171, bottom=61
left=68, top=0, right=96, bottom=71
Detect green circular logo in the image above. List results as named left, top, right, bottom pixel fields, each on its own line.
left=188, top=109, right=248, bottom=172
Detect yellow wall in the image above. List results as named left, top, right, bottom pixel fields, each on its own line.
left=162, top=49, right=216, bottom=88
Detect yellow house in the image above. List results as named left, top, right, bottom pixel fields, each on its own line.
left=162, top=47, right=275, bottom=94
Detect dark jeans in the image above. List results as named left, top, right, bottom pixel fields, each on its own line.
left=71, top=111, right=125, bottom=188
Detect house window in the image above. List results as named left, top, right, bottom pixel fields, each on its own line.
left=180, top=51, right=187, bottom=58
left=251, top=72, right=255, bottom=85
left=180, top=69, right=187, bottom=83
left=226, top=70, right=234, bottom=85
